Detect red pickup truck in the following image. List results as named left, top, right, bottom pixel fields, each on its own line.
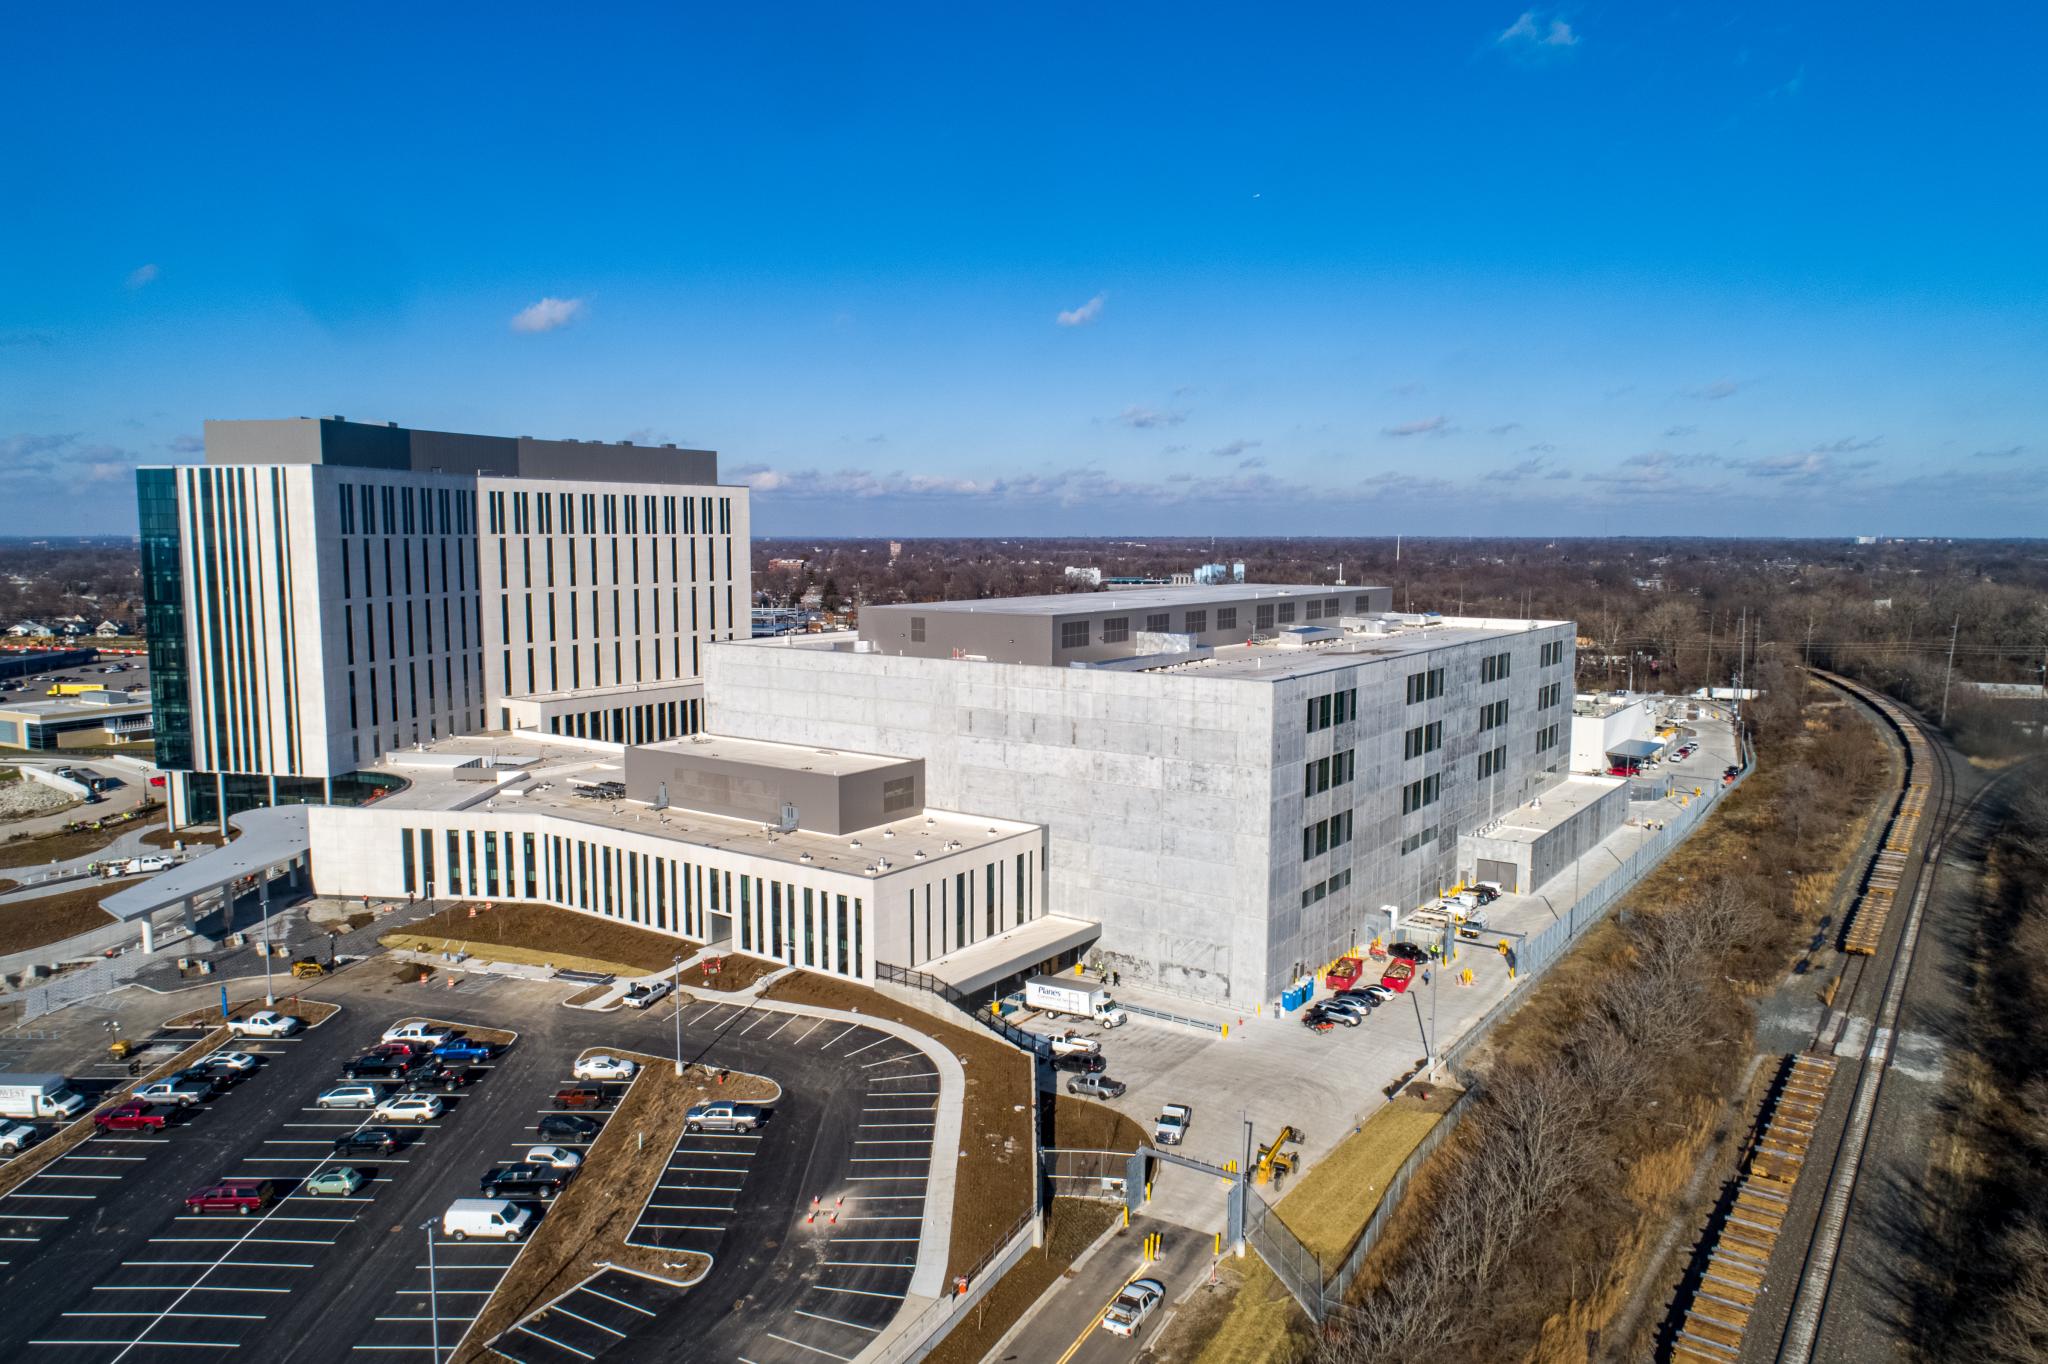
left=1379, top=960, right=1417, bottom=994
left=184, top=1179, right=274, bottom=1215
left=94, top=1101, right=169, bottom=1132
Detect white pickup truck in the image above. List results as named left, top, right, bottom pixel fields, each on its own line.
left=1046, top=1033, right=1101, bottom=1058
left=1155, top=1103, right=1192, bottom=1146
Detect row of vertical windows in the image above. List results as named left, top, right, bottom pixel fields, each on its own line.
left=1478, top=699, right=1510, bottom=732
left=1477, top=744, right=1509, bottom=778
left=1535, top=723, right=1561, bottom=753
left=545, top=699, right=703, bottom=743
left=341, top=483, right=467, bottom=538
left=905, top=852, right=1036, bottom=964
left=1480, top=652, right=1513, bottom=683
left=1405, top=668, right=1446, bottom=704
left=1301, top=809, right=1353, bottom=861
left=1403, top=721, right=1443, bottom=759
left=1540, top=640, right=1566, bottom=667
left=1303, top=749, right=1355, bottom=796
left=485, top=490, right=731, bottom=539
left=1401, top=825, right=1438, bottom=855
left=1306, top=687, right=1357, bottom=733
left=1301, top=867, right=1352, bottom=907
left=1401, top=774, right=1441, bottom=814
left=1537, top=681, right=1564, bottom=710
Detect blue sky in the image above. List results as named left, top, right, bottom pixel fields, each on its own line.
left=3, top=3, right=2044, bottom=536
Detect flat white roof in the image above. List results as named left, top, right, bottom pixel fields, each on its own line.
left=1474, top=776, right=1625, bottom=846
left=869, top=582, right=1378, bottom=617
left=636, top=732, right=906, bottom=778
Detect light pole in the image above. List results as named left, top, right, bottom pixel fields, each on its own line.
left=257, top=874, right=276, bottom=1006
left=671, top=952, right=684, bottom=1078
left=422, top=1219, right=441, bottom=1363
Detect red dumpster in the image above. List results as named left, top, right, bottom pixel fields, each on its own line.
left=1325, top=956, right=1365, bottom=992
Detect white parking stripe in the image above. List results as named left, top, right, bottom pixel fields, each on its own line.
left=791, top=1020, right=825, bottom=1046
left=579, top=1285, right=657, bottom=1317
left=842, top=1036, right=888, bottom=1058
left=766, top=1331, right=856, bottom=1361
left=550, top=1303, right=626, bottom=1337
left=795, top=1307, right=886, bottom=1331
left=811, top=1284, right=906, bottom=1301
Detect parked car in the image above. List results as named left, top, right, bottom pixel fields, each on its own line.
left=1101, top=1277, right=1165, bottom=1338
left=1333, top=989, right=1380, bottom=1007
left=1051, top=1052, right=1106, bottom=1075
left=333, top=1127, right=402, bottom=1157
left=479, top=1163, right=572, bottom=1201
left=431, top=1037, right=497, bottom=1064
left=553, top=1086, right=610, bottom=1111
left=536, top=1113, right=603, bottom=1143
left=1317, top=1001, right=1366, bottom=1026
left=341, top=1053, right=418, bottom=1080
left=1154, top=1104, right=1192, bottom=1146
left=94, top=1101, right=169, bottom=1132
left=1301, top=1008, right=1337, bottom=1032
left=622, top=981, right=674, bottom=1009
left=1386, top=942, right=1428, bottom=963
left=443, top=1198, right=532, bottom=1243
left=407, top=1062, right=484, bottom=1094
left=684, top=1102, right=765, bottom=1134
left=0, top=1122, right=40, bottom=1155
left=370, top=1041, right=432, bottom=1059
left=303, top=1167, right=367, bottom=1197
left=185, top=1179, right=274, bottom=1215
left=572, top=1054, right=636, bottom=1082
left=1068, top=1074, right=1128, bottom=1099
left=373, top=1094, right=444, bottom=1124
left=525, top=1144, right=584, bottom=1170
left=1357, top=983, right=1396, bottom=1003
left=382, top=1022, right=459, bottom=1047
left=317, top=1084, right=382, bottom=1110
left=199, top=1049, right=261, bottom=1074
left=228, top=1011, right=301, bottom=1038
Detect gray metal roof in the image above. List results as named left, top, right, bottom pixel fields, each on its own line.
left=98, top=805, right=309, bottom=923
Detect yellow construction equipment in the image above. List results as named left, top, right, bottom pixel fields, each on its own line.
left=1254, top=1126, right=1303, bottom=1185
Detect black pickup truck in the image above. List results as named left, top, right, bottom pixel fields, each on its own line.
left=479, top=1163, right=573, bottom=1201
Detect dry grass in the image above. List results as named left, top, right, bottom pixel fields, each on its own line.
left=0, top=884, right=116, bottom=955
left=0, top=803, right=163, bottom=868
left=455, top=1056, right=778, bottom=1363
left=564, top=983, right=614, bottom=1008
left=763, top=971, right=1035, bottom=1278
left=1178, top=1256, right=1313, bottom=1364
left=386, top=900, right=696, bottom=976
left=140, top=825, right=230, bottom=850
left=0, top=878, right=16, bottom=894
left=677, top=953, right=781, bottom=992
left=1050, top=1093, right=1149, bottom=1152
left=919, top=1199, right=1121, bottom=1364
left=1276, top=1091, right=1454, bottom=1263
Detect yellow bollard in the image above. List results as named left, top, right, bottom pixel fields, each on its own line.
left=1122, top=1205, right=1130, bottom=1228
left=1220, top=1023, right=1229, bottom=1039
left=1215, top=1231, right=1223, bottom=1255
left=1144, top=1181, right=1152, bottom=1203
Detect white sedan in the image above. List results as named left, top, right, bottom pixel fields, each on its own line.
left=572, top=1055, right=636, bottom=1082
left=228, top=1011, right=302, bottom=1038
left=199, top=1050, right=260, bottom=1073
left=525, top=1144, right=585, bottom=1170
left=1100, top=1277, right=1164, bottom=1337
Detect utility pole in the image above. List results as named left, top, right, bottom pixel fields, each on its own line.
left=1804, top=612, right=1815, bottom=667
left=1736, top=607, right=1748, bottom=735
left=423, top=1221, right=441, bottom=1363
left=1940, top=616, right=1960, bottom=725
left=672, top=952, right=685, bottom=1077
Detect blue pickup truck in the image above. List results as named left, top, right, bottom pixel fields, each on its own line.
left=433, top=1037, right=498, bottom=1064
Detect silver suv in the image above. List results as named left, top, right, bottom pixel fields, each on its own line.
left=684, top=1101, right=765, bottom=1133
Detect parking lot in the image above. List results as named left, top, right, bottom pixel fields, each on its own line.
left=487, top=1266, right=684, bottom=1364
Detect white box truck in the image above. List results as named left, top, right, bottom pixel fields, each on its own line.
left=1024, top=976, right=1128, bottom=1028
left=0, top=1073, right=88, bottom=1121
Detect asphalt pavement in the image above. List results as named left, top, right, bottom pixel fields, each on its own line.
left=991, top=1214, right=1213, bottom=1364
left=0, top=968, right=948, bottom=1364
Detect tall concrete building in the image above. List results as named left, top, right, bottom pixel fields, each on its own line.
left=704, top=584, right=1578, bottom=1003
left=138, top=417, right=750, bottom=828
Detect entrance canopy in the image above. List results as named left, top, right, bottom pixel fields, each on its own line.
left=1607, top=738, right=1665, bottom=762
left=98, top=805, right=309, bottom=923
left=919, top=914, right=1099, bottom=997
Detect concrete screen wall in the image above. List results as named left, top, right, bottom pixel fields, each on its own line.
left=621, top=746, right=923, bottom=836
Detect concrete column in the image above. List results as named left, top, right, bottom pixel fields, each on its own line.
left=140, top=917, right=156, bottom=953
left=181, top=894, right=197, bottom=931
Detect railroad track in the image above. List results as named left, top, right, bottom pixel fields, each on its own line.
left=1667, top=669, right=1962, bottom=1364
left=1771, top=670, right=2012, bottom=1363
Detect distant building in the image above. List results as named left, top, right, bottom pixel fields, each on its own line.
left=766, top=557, right=807, bottom=573
left=888, top=541, right=903, bottom=562
left=1193, top=563, right=1230, bottom=585
left=1063, top=566, right=1102, bottom=587
left=1854, top=536, right=1879, bottom=545
left=95, top=620, right=127, bottom=637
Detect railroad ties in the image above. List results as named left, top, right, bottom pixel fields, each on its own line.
left=1671, top=1053, right=1840, bottom=1363
left=1839, top=704, right=1931, bottom=955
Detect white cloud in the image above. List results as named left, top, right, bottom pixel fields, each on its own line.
left=1498, top=10, right=1579, bottom=48
left=1114, top=405, right=1186, bottom=429
left=1208, top=438, right=1262, bottom=460
left=511, top=296, right=586, bottom=333
left=126, top=263, right=160, bottom=289
left=1056, top=293, right=1106, bottom=327
left=1383, top=415, right=1450, bottom=437
left=1694, top=379, right=1741, bottom=400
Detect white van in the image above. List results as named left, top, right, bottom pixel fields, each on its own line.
left=442, top=1198, right=532, bottom=1242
